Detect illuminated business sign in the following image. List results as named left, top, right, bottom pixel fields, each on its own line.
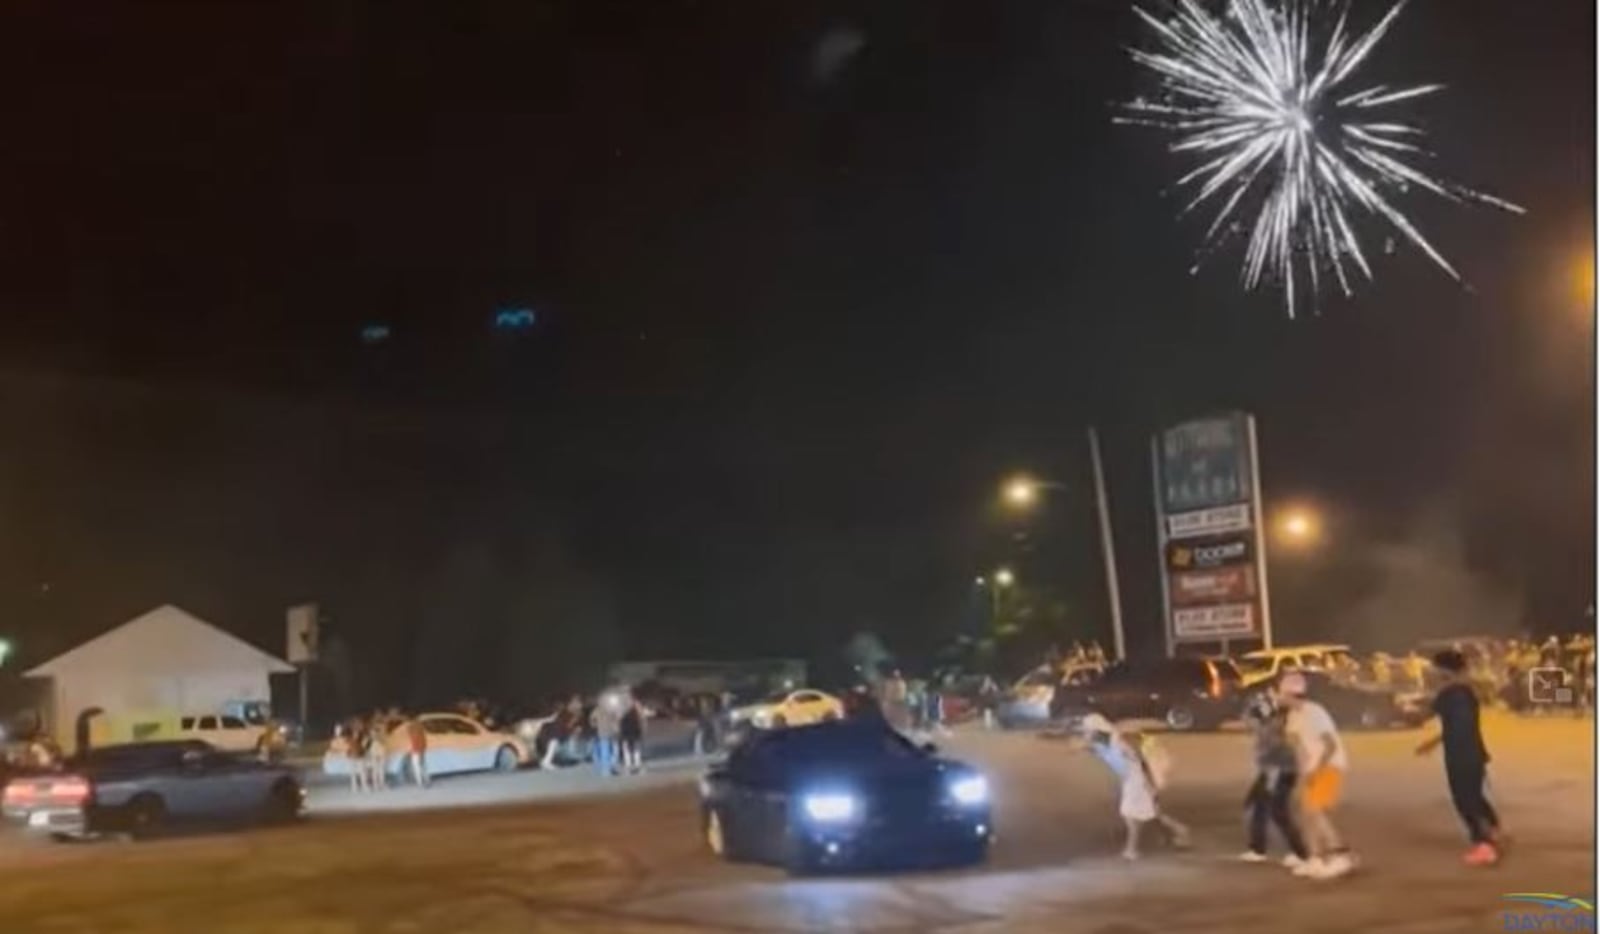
left=1170, top=603, right=1257, bottom=639
left=1158, top=414, right=1252, bottom=513
left=1169, top=566, right=1256, bottom=607
left=1153, top=413, right=1271, bottom=647
left=1167, top=535, right=1253, bottom=571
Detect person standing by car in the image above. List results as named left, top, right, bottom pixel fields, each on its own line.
left=881, top=671, right=909, bottom=733
left=925, top=685, right=949, bottom=737
left=363, top=717, right=389, bottom=790
left=1239, top=685, right=1309, bottom=869
left=978, top=676, right=1001, bottom=730
left=1280, top=672, right=1356, bottom=879
left=1415, top=650, right=1502, bottom=866
left=619, top=698, right=644, bottom=774
left=404, top=715, right=429, bottom=788
left=592, top=694, right=622, bottom=777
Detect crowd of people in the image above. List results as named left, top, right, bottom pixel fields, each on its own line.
left=328, top=710, right=432, bottom=792
left=1071, top=648, right=1507, bottom=880
left=1354, top=635, right=1596, bottom=712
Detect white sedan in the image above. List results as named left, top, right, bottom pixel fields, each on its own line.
left=323, top=714, right=529, bottom=779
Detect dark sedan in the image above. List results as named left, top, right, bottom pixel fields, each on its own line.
left=1242, top=669, right=1431, bottom=729
left=697, top=721, right=993, bottom=875
left=1050, top=657, right=1243, bottom=732
left=2, top=740, right=303, bottom=840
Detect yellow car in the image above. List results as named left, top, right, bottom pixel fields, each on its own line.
left=729, top=689, right=844, bottom=729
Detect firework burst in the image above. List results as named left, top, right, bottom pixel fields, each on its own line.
left=1119, top=0, right=1522, bottom=317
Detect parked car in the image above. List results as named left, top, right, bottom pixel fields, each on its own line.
left=727, top=689, right=844, bottom=730
left=1243, top=669, right=1430, bottom=730
left=322, top=713, right=528, bottom=779
left=1050, top=656, right=1243, bottom=731
left=178, top=713, right=267, bottom=752
left=998, top=662, right=1106, bottom=729
left=2, top=740, right=302, bottom=841
left=1235, top=645, right=1356, bottom=687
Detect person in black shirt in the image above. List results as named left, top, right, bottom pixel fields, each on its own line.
left=1416, top=650, right=1501, bottom=866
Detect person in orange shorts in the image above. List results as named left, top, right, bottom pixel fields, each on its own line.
left=1281, top=671, right=1356, bottom=880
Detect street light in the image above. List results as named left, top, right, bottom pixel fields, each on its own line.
left=1002, top=475, right=1063, bottom=510
left=1277, top=507, right=1322, bottom=547
left=0, top=639, right=12, bottom=667
left=975, top=570, right=1015, bottom=630
left=997, top=431, right=1127, bottom=662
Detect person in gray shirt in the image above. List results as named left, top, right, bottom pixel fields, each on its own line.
left=1240, top=681, right=1309, bottom=867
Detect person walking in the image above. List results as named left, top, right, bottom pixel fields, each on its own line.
left=1280, top=672, right=1356, bottom=879
left=1077, top=713, right=1189, bottom=861
left=1415, top=650, right=1502, bottom=866
left=1239, top=685, right=1309, bottom=869
left=404, top=715, right=430, bottom=788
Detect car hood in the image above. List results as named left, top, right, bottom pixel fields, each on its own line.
left=786, top=756, right=970, bottom=790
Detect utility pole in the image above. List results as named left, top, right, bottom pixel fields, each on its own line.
left=1088, top=426, right=1126, bottom=661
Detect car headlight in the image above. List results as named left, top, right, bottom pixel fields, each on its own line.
left=949, top=775, right=989, bottom=806
left=802, top=793, right=859, bottom=822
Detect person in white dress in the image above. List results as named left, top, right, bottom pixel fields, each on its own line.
left=1078, top=713, right=1190, bottom=860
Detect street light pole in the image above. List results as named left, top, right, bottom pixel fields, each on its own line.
left=1088, top=427, right=1126, bottom=662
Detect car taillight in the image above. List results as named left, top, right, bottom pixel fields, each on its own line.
left=8, top=776, right=93, bottom=805
left=1207, top=669, right=1224, bottom=699
left=49, top=777, right=92, bottom=804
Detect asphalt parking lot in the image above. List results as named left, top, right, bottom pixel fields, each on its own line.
left=0, top=712, right=1591, bottom=933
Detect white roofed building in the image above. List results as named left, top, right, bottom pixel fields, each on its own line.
left=24, top=604, right=294, bottom=749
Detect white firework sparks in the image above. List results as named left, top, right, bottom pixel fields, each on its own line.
left=1119, top=0, right=1523, bottom=317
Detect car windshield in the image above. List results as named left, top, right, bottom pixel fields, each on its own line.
left=748, top=723, right=922, bottom=768
left=1237, top=656, right=1276, bottom=676
left=1212, top=659, right=1244, bottom=682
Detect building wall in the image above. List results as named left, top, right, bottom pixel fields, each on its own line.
left=46, top=669, right=273, bottom=749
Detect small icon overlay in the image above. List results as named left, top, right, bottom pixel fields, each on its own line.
left=1528, top=668, right=1577, bottom=705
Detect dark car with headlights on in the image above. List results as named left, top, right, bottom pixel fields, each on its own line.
left=697, top=720, right=992, bottom=874
left=2, top=740, right=303, bottom=840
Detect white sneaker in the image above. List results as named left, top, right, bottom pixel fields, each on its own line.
left=1316, top=853, right=1357, bottom=879
left=1238, top=850, right=1269, bottom=863
left=1281, top=854, right=1307, bottom=871
left=1292, top=857, right=1326, bottom=877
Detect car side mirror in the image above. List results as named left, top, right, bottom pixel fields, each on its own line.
left=920, top=742, right=938, bottom=755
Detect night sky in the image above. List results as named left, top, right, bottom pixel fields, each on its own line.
left=0, top=2, right=1590, bottom=707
